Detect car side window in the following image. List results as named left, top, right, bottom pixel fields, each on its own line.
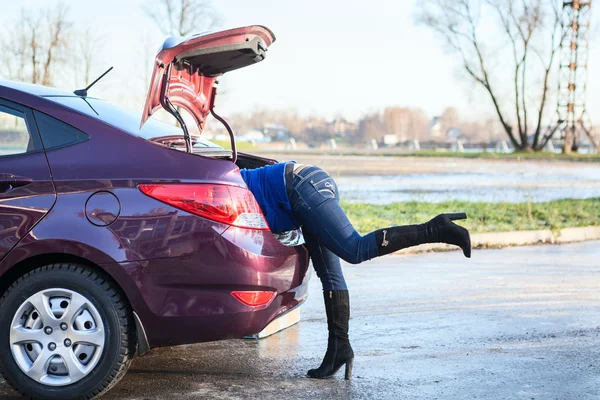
left=33, top=110, right=89, bottom=151
left=0, top=107, right=34, bottom=156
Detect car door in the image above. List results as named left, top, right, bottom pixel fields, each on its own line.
left=0, top=99, right=56, bottom=262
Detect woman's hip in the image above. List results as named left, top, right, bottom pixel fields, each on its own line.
left=289, top=165, right=339, bottom=208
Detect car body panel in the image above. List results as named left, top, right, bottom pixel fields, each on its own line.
left=119, top=228, right=309, bottom=347
left=0, top=154, right=56, bottom=263
left=0, top=98, right=56, bottom=264
left=0, top=71, right=310, bottom=348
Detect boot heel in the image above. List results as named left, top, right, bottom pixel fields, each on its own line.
left=344, top=358, right=354, bottom=380
left=446, top=212, right=467, bottom=221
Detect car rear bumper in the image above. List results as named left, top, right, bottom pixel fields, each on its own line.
left=114, top=226, right=311, bottom=348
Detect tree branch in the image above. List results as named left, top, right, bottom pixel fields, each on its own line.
left=532, top=0, right=563, bottom=149
left=463, top=0, right=520, bottom=147
left=488, top=0, right=525, bottom=143
left=42, top=5, right=69, bottom=86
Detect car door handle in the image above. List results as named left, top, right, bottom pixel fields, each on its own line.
left=0, top=174, right=34, bottom=193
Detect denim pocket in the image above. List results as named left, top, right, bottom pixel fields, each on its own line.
left=309, top=175, right=337, bottom=199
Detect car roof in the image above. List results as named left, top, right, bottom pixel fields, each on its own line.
left=0, top=80, right=76, bottom=97
left=0, top=80, right=229, bottom=156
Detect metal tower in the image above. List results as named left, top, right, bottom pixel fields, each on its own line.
left=554, top=0, right=599, bottom=153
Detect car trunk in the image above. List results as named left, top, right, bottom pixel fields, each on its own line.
left=141, top=25, right=278, bottom=169
left=147, top=138, right=277, bottom=168
left=234, top=152, right=278, bottom=169
left=149, top=135, right=233, bottom=158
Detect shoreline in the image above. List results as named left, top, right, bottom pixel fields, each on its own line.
left=251, top=152, right=600, bottom=176
left=251, top=148, right=600, bottom=162
left=394, top=226, right=600, bottom=255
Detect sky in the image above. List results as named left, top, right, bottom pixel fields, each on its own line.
left=1, top=0, right=600, bottom=125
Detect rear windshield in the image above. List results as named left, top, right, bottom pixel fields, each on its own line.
left=43, top=96, right=222, bottom=149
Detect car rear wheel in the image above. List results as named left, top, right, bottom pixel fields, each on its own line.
left=0, top=264, right=135, bottom=399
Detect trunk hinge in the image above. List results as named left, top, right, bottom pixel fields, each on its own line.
left=209, top=82, right=237, bottom=163
left=164, top=97, right=193, bottom=153
left=162, top=63, right=193, bottom=153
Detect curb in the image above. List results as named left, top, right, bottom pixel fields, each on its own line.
left=395, top=226, right=600, bottom=254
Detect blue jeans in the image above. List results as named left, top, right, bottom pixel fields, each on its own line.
left=289, top=165, right=379, bottom=290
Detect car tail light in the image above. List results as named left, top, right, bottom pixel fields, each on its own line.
left=138, top=184, right=269, bottom=230
left=231, top=291, right=276, bottom=306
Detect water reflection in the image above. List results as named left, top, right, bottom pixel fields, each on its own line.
left=338, top=167, right=600, bottom=204
left=257, top=321, right=300, bottom=359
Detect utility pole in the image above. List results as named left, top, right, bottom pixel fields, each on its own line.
left=552, top=0, right=599, bottom=153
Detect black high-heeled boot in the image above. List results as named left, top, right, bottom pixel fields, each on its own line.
left=374, top=212, right=471, bottom=257
left=307, top=290, right=354, bottom=380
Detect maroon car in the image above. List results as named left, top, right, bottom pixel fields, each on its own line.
left=0, top=26, right=309, bottom=399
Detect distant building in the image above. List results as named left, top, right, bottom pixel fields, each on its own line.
left=262, top=123, right=291, bottom=141
left=446, top=128, right=461, bottom=141
left=327, top=118, right=357, bottom=137
left=446, top=128, right=473, bottom=143
left=238, top=129, right=271, bottom=143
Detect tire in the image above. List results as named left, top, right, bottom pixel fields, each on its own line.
left=0, top=264, right=136, bottom=399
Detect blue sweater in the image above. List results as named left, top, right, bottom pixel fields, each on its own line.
left=240, top=162, right=300, bottom=233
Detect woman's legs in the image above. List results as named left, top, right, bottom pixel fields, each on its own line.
left=289, top=167, right=355, bottom=379
left=373, top=213, right=471, bottom=257
left=302, top=229, right=347, bottom=291
left=289, top=166, right=379, bottom=266
left=305, top=289, right=353, bottom=380
left=302, top=227, right=354, bottom=379
left=289, top=165, right=470, bottom=379
left=290, top=166, right=471, bottom=265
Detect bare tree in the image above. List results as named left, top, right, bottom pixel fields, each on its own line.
left=419, top=0, right=565, bottom=151
left=41, top=5, right=70, bottom=86
left=439, top=107, right=460, bottom=134
left=144, top=0, right=222, bottom=37
left=357, top=113, right=386, bottom=143
left=383, top=107, right=429, bottom=141
left=1, top=4, right=71, bottom=86
left=2, top=12, right=28, bottom=82
left=383, top=106, right=404, bottom=137
left=75, top=28, right=104, bottom=86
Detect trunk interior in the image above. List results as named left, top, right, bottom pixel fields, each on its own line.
left=234, top=152, right=278, bottom=170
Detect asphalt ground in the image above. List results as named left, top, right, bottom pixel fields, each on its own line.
left=1, top=241, right=599, bottom=399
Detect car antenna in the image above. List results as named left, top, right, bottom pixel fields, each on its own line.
left=74, top=66, right=113, bottom=97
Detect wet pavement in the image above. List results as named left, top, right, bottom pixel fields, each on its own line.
left=2, top=242, right=600, bottom=399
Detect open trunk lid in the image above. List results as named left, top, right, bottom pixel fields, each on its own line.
left=141, top=25, right=276, bottom=134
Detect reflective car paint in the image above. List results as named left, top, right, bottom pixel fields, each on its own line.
left=0, top=153, right=56, bottom=262
left=0, top=71, right=309, bottom=349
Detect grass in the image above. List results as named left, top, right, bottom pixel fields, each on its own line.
left=394, top=150, right=600, bottom=162
left=341, top=198, right=600, bottom=234
left=211, top=140, right=256, bottom=150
